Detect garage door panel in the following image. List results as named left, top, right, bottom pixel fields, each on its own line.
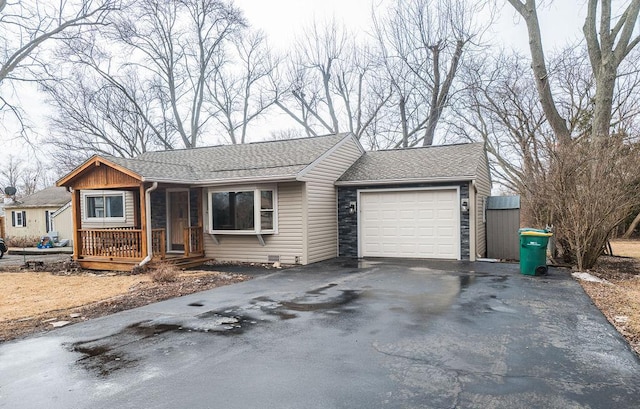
left=437, top=227, right=455, bottom=236
left=360, top=189, right=460, bottom=259
left=418, top=227, right=435, bottom=236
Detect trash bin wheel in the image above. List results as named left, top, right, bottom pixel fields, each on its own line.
left=535, top=265, right=548, bottom=276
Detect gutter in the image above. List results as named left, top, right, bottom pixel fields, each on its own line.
left=334, top=175, right=477, bottom=186
left=137, top=182, right=158, bottom=268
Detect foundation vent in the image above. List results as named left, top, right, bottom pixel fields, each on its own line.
left=267, top=255, right=281, bottom=262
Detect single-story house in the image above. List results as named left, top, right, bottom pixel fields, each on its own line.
left=56, top=133, right=491, bottom=271
left=4, top=186, right=73, bottom=245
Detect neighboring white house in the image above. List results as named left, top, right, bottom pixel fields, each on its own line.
left=0, top=199, right=6, bottom=238
left=4, top=186, right=72, bottom=246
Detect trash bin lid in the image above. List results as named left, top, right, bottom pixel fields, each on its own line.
left=520, top=231, right=553, bottom=237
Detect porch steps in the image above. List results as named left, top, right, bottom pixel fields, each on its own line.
left=154, top=256, right=215, bottom=270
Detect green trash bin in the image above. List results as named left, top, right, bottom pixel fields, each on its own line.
left=519, top=228, right=553, bottom=276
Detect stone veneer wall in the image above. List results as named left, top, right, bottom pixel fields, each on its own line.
left=189, top=189, right=199, bottom=227
left=338, top=182, right=470, bottom=260
left=150, top=190, right=166, bottom=229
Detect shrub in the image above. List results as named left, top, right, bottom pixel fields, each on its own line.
left=523, top=137, right=640, bottom=270
left=5, top=235, right=41, bottom=248
left=150, top=262, right=180, bottom=283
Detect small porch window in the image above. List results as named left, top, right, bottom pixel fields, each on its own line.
left=82, top=191, right=126, bottom=222
left=208, top=187, right=276, bottom=234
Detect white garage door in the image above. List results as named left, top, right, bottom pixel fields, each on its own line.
left=359, top=189, right=460, bottom=259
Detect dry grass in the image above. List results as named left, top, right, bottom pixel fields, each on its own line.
left=0, top=268, right=250, bottom=341
left=578, top=242, right=640, bottom=355
left=0, top=272, right=151, bottom=321
left=610, top=239, right=640, bottom=258
left=581, top=278, right=640, bottom=353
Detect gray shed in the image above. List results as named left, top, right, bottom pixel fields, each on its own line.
left=486, top=196, right=521, bottom=260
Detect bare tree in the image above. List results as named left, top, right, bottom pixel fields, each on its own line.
left=450, top=52, right=550, bottom=194
left=0, top=155, right=52, bottom=197
left=43, top=0, right=248, bottom=162
left=495, top=0, right=640, bottom=268
left=0, top=0, right=119, bottom=127
left=0, top=156, right=22, bottom=191
left=42, top=69, right=164, bottom=167
left=531, top=138, right=640, bottom=270
left=209, top=30, right=279, bottom=144
left=373, top=0, right=490, bottom=147
left=276, top=19, right=391, bottom=141
left=506, top=0, right=640, bottom=142
left=113, top=0, right=245, bottom=148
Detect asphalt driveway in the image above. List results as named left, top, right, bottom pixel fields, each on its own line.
left=0, top=259, right=638, bottom=408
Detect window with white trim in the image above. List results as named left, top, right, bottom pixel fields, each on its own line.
left=209, top=187, right=276, bottom=234
left=12, top=211, right=26, bottom=228
left=82, top=191, right=126, bottom=222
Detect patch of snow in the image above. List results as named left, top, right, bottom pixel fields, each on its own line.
left=572, top=272, right=610, bottom=284
left=614, top=315, right=629, bottom=324
left=50, top=321, right=71, bottom=328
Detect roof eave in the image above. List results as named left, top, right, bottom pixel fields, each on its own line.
left=335, top=175, right=477, bottom=186
left=4, top=202, right=71, bottom=209
left=142, top=174, right=299, bottom=186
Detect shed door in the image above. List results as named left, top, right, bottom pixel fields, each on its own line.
left=359, top=189, right=460, bottom=259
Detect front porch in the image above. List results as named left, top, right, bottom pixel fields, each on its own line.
left=57, top=156, right=212, bottom=271
left=76, top=226, right=210, bottom=271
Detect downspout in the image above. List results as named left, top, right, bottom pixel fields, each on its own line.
left=471, top=179, right=480, bottom=260
left=137, top=182, right=158, bottom=268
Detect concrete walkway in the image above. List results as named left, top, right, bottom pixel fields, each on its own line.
left=0, top=259, right=638, bottom=408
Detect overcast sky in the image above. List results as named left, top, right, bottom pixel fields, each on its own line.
left=2, top=0, right=586, bottom=179
left=236, top=0, right=585, bottom=52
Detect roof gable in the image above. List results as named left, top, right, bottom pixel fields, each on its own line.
left=57, top=156, right=143, bottom=189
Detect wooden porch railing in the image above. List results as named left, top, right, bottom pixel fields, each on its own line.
left=184, top=226, right=204, bottom=257
left=152, top=229, right=166, bottom=259
left=79, top=229, right=143, bottom=259
left=78, top=227, right=201, bottom=260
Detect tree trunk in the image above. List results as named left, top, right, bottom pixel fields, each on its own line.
left=506, top=0, right=571, bottom=144
left=623, top=211, right=640, bottom=238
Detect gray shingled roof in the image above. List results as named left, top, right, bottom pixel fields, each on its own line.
left=5, top=186, right=70, bottom=208
left=337, top=143, right=485, bottom=184
left=105, top=133, right=349, bottom=182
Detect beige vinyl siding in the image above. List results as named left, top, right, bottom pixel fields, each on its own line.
left=302, top=138, right=364, bottom=263
left=203, top=182, right=305, bottom=264
left=53, top=205, right=74, bottom=245
left=5, top=207, right=59, bottom=240
left=474, top=154, right=492, bottom=258
left=80, top=190, right=136, bottom=229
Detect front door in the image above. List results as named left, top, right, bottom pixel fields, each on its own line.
left=169, top=190, right=190, bottom=252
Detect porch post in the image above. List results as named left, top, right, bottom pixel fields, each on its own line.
left=139, top=183, right=148, bottom=258
left=197, top=187, right=204, bottom=228
left=72, top=189, right=82, bottom=260
left=198, top=188, right=204, bottom=255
